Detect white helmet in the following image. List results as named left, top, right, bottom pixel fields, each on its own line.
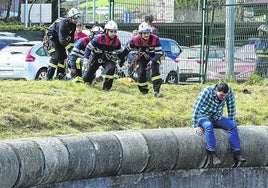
left=104, top=20, right=118, bottom=31
left=91, top=26, right=104, bottom=34
left=257, top=24, right=268, bottom=33
left=68, top=8, right=81, bottom=19
left=138, top=22, right=151, bottom=33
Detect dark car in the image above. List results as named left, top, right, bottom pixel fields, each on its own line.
left=0, top=36, right=28, bottom=50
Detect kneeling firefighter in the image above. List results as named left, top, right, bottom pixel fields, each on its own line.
left=83, top=20, right=122, bottom=91
left=69, top=25, right=104, bottom=82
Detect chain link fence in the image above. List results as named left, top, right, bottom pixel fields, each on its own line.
left=2, top=0, right=267, bottom=82
left=105, top=1, right=267, bottom=82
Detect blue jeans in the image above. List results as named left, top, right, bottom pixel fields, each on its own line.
left=198, top=117, right=241, bottom=152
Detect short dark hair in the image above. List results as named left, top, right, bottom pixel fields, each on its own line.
left=145, top=15, right=154, bottom=23
left=215, top=82, right=229, bottom=93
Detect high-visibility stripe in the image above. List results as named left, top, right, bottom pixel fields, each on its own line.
left=113, top=74, right=119, bottom=79
left=58, top=63, right=65, bottom=68
left=151, top=75, right=161, bottom=81
left=48, top=48, right=56, bottom=53
left=65, top=43, right=74, bottom=50
left=49, top=63, right=57, bottom=68
left=75, top=58, right=81, bottom=69
left=73, top=76, right=83, bottom=82
left=137, top=82, right=148, bottom=86
left=102, top=75, right=114, bottom=79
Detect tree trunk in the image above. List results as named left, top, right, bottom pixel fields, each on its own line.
left=4, top=0, right=12, bottom=22
left=17, top=0, right=22, bottom=22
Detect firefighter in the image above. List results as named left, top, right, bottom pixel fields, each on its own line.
left=119, top=22, right=163, bottom=98
left=69, top=25, right=104, bottom=82
left=255, top=24, right=268, bottom=78
left=83, top=20, right=122, bottom=91
left=45, top=8, right=81, bottom=80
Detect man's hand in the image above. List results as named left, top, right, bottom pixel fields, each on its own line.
left=117, top=54, right=125, bottom=67
left=70, top=68, right=77, bottom=77
left=145, top=61, right=152, bottom=70
left=83, top=58, right=89, bottom=65
left=194, top=127, right=204, bottom=136
left=94, top=48, right=102, bottom=54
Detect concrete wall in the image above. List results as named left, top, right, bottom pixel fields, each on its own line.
left=0, top=126, right=267, bottom=187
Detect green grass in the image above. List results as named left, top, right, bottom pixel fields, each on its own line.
left=0, top=79, right=267, bottom=140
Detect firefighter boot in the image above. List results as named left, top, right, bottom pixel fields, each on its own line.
left=153, top=79, right=163, bottom=97
left=207, top=150, right=222, bottom=166
left=56, top=64, right=66, bottom=80
left=46, top=66, right=56, bottom=80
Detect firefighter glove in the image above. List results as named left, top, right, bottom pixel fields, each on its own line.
left=93, top=48, right=103, bottom=54
left=83, top=58, right=89, bottom=65
left=118, top=54, right=125, bottom=67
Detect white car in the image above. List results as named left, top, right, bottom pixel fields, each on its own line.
left=176, top=45, right=225, bottom=82
left=0, top=41, right=50, bottom=80
left=117, top=54, right=179, bottom=84
left=234, top=44, right=256, bottom=62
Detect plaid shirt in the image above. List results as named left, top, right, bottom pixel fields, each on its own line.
left=192, top=86, right=236, bottom=128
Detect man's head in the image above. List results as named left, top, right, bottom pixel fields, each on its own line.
left=257, top=24, right=268, bottom=36
left=91, top=25, right=104, bottom=36
left=215, top=82, right=229, bottom=101
left=104, top=20, right=118, bottom=39
left=132, top=30, right=138, bottom=36
left=68, top=8, right=81, bottom=24
left=76, top=23, right=83, bottom=33
left=138, top=22, right=151, bottom=40
left=145, top=15, right=154, bottom=24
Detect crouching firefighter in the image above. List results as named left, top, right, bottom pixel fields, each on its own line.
left=44, top=8, right=81, bottom=80
left=83, top=20, right=122, bottom=91
left=69, top=25, right=104, bottom=82
left=119, top=22, right=163, bottom=97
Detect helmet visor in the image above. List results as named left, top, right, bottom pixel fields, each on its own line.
left=140, top=29, right=151, bottom=33
left=73, top=14, right=81, bottom=19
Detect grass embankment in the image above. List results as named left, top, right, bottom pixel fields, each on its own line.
left=0, top=79, right=267, bottom=140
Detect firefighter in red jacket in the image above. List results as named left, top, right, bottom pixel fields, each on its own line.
left=45, top=8, right=81, bottom=80
left=83, top=20, right=122, bottom=91
left=119, top=22, right=163, bottom=97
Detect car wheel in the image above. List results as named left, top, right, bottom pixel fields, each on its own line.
left=35, top=68, right=47, bottom=80
left=179, top=74, right=187, bottom=82
left=166, top=71, right=178, bottom=84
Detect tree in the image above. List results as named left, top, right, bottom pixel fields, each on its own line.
left=4, top=0, right=12, bottom=22
left=175, top=0, right=198, bottom=7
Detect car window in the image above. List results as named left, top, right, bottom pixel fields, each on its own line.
left=160, top=40, right=181, bottom=55
left=180, top=49, right=200, bottom=59
left=180, top=47, right=224, bottom=59
left=36, top=46, right=50, bottom=56
left=215, top=49, right=224, bottom=58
